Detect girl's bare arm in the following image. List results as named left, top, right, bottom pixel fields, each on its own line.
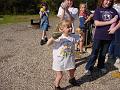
left=58, top=8, right=66, bottom=20
left=94, top=15, right=118, bottom=26
left=85, top=14, right=94, bottom=23
left=46, top=37, right=55, bottom=46
left=39, top=12, right=42, bottom=19
left=109, top=20, right=120, bottom=34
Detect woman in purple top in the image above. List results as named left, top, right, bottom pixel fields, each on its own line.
left=84, top=0, right=120, bottom=75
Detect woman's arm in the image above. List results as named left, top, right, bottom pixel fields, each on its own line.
left=94, top=15, right=118, bottom=26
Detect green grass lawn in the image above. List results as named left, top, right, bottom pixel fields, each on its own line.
left=0, top=15, right=40, bottom=24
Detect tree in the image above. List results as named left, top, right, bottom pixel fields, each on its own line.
left=0, top=0, right=98, bottom=15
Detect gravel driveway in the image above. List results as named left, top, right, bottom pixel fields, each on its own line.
left=0, top=17, right=120, bottom=90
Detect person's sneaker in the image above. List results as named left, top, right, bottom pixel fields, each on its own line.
left=114, top=58, right=120, bottom=69
left=40, top=39, right=46, bottom=45
left=55, top=86, right=62, bottom=90
left=69, top=77, right=79, bottom=86
left=84, top=70, right=91, bottom=76
left=100, top=68, right=107, bottom=74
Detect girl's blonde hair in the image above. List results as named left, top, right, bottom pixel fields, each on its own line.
left=56, top=20, right=72, bottom=32
left=79, top=3, right=87, bottom=9
left=79, top=3, right=88, bottom=14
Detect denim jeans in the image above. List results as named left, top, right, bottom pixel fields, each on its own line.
left=114, top=29, right=120, bottom=57
left=85, top=39, right=111, bottom=70
left=108, top=40, right=115, bottom=58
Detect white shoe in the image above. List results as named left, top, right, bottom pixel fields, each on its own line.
left=84, top=70, right=91, bottom=76
left=114, top=58, right=120, bottom=68
left=114, top=63, right=119, bottom=68
left=100, top=68, right=107, bottom=74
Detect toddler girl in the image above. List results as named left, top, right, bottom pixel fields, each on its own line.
left=47, top=20, right=79, bottom=89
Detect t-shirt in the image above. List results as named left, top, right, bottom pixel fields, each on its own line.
left=79, top=11, right=91, bottom=28
left=113, top=4, right=120, bottom=16
left=57, top=6, right=78, bottom=33
left=52, top=34, right=79, bottom=71
left=57, top=6, right=78, bottom=20
left=93, top=7, right=119, bottom=40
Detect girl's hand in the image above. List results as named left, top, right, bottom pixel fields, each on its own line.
left=108, top=29, right=116, bottom=34
left=52, top=32, right=62, bottom=39
left=40, top=8, right=45, bottom=12
left=110, top=15, right=118, bottom=24
left=61, top=2, right=68, bottom=9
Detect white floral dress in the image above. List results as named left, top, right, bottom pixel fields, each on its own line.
left=52, top=34, right=79, bottom=71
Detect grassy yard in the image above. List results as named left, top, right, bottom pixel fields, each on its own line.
left=0, top=15, right=40, bottom=24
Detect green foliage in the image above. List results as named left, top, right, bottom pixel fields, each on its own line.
left=0, top=0, right=97, bottom=15
left=0, top=15, right=39, bottom=24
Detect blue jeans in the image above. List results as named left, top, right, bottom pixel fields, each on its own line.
left=114, top=29, right=120, bottom=57
left=108, top=40, right=115, bottom=58
left=85, top=39, right=111, bottom=70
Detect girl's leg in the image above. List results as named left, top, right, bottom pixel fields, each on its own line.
left=85, top=40, right=100, bottom=71
left=97, top=40, right=111, bottom=69
left=68, top=69, right=75, bottom=79
left=68, top=69, right=79, bottom=86
left=44, top=31, right=48, bottom=42
left=40, top=31, right=48, bottom=45
left=54, top=71, right=63, bottom=87
left=79, top=41, right=83, bottom=52
left=41, top=31, right=45, bottom=39
left=79, top=33, right=85, bottom=53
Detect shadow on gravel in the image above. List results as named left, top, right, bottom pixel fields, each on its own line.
left=63, top=58, right=117, bottom=90
left=75, top=55, right=90, bottom=68
left=0, top=54, right=14, bottom=63
left=77, top=62, right=117, bottom=83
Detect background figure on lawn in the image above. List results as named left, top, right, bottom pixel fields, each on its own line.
left=39, top=2, right=50, bottom=45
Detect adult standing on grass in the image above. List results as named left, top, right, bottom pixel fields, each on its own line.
left=84, top=0, right=119, bottom=75
left=57, top=0, right=78, bottom=34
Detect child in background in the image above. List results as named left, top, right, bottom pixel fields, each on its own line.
left=84, top=0, right=119, bottom=76
left=47, top=20, right=79, bottom=89
left=57, top=0, right=78, bottom=34
left=39, top=2, right=49, bottom=45
left=79, top=3, right=88, bottom=53
left=75, top=28, right=84, bottom=52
